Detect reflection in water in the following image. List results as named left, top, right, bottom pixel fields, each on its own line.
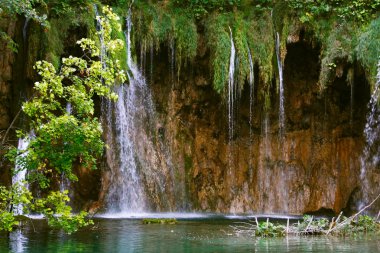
left=1, top=219, right=380, bottom=253
left=9, top=229, right=26, bottom=253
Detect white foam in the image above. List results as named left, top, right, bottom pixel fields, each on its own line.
left=95, top=212, right=222, bottom=219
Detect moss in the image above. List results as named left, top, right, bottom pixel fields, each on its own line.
left=142, top=218, right=178, bottom=224
left=232, top=13, right=250, bottom=91
left=246, top=11, right=274, bottom=109
left=356, top=16, right=380, bottom=88
left=316, top=21, right=358, bottom=88
left=184, top=154, right=193, bottom=174
left=172, top=10, right=198, bottom=75
left=110, top=0, right=379, bottom=100
left=43, top=18, right=68, bottom=68
left=26, top=22, right=44, bottom=79
left=110, top=22, right=128, bottom=71
left=205, top=13, right=231, bottom=94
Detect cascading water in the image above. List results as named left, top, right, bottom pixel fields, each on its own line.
left=226, top=26, right=237, bottom=198
left=12, top=134, right=31, bottom=215
left=23, top=17, right=30, bottom=43
left=101, top=9, right=182, bottom=213
left=101, top=10, right=147, bottom=212
left=358, top=61, right=380, bottom=210
left=275, top=32, right=285, bottom=143
left=248, top=47, right=254, bottom=179
left=150, top=42, right=154, bottom=85
left=94, top=5, right=106, bottom=69
left=228, top=27, right=236, bottom=145
left=169, top=38, right=175, bottom=87
left=59, top=103, right=72, bottom=192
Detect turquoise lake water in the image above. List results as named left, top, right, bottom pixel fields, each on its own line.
left=1, top=216, right=379, bottom=253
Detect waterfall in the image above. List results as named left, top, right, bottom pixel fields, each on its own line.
left=170, top=38, right=175, bottom=87
left=94, top=5, right=107, bottom=69
left=263, top=113, right=271, bottom=158
left=101, top=9, right=182, bottom=213
left=22, top=17, right=30, bottom=43
left=350, top=74, right=354, bottom=130
left=248, top=47, right=254, bottom=178
left=102, top=10, right=147, bottom=212
left=59, top=103, right=72, bottom=192
left=228, top=27, right=236, bottom=144
left=358, top=61, right=380, bottom=209
left=275, top=32, right=285, bottom=142
left=12, top=134, right=31, bottom=215
left=226, top=26, right=237, bottom=195
left=150, top=42, right=154, bottom=85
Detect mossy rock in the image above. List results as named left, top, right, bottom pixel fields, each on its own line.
left=142, top=218, right=178, bottom=224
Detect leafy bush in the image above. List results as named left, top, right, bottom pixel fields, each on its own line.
left=3, top=6, right=125, bottom=234
left=172, top=0, right=241, bottom=18
left=255, top=220, right=285, bottom=237
left=0, top=185, right=92, bottom=234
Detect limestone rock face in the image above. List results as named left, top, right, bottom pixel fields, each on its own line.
left=0, top=15, right=18, bottom=186
left=0, top=16, right=372, bottom=215
left=143, top=37, right=370, bottom=215
left=0, top=16, right=16, bottom=132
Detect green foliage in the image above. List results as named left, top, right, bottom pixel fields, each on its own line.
left=246, top=11, right=274, bottom=109
left=0, top=31, right=18, bottom=53
left=232, top=14, right=250, bottom=89
left=233, top=215, right=380, bottom=238
left=142, top=218, right=178, bottom=224
left=285, top=0, right=380, bottom=23
left=172, top=0, right=241, bottom=19
left=318, top=21, right=359, bottom=88
left=205, top=13, right=231, bottom=94
left=131, top=1, right=197, bottom=77
left=172, top=11, right=198, bottom=75
left=0, top=0, right=47, bottom=25
left=356, top=17, right=380, bottom=87
left=4, top=6, right=124, bottom=233
left=0, top=185, right=92, bottom=234
left=337, top=215, right=380, bottom=235
left=296, top=215, right=330, bottom=234
left=34, top=191, right=93, bottom=234
left=255, top=220, right=285, bottom=237
left=0, top=212, right=18, bottom=232
left=10, top=6, right=125, bottom=189
left=0, top=184, right=32, bottom=232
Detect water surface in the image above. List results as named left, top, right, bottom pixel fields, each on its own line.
left=1, top=217, right=379, bottom=253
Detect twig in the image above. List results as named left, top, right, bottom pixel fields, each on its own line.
left=304, top=215, right=313, bottom=234
left=1, top=92, right=35, bottom=146
left=335, top=211, right=343, bottom=224
left=1, top=108, right=22, bottom=146
left=329, top=192, right=380, bottom=234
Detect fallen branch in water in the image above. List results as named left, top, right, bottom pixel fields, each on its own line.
left=327, top=192, right=380, bottom=235
left=231, top=193, right=380, bottom=238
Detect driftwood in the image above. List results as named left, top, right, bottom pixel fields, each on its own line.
left=231, top=193, right=380, bottom=237
left=327, top=192, right=380, bottom=235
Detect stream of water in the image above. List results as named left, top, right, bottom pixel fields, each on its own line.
left=101, top=9, right=184, bottom=213
left=358, top=61, right=380, bottom=209
left=275, top=32, right=285, bottom=144
left=12, top=136, right=30, bottom=215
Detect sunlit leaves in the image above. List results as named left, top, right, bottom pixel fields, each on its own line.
left=4, top=6, right=125, bottom=234
left=17, top=6, right=125, bottom=187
